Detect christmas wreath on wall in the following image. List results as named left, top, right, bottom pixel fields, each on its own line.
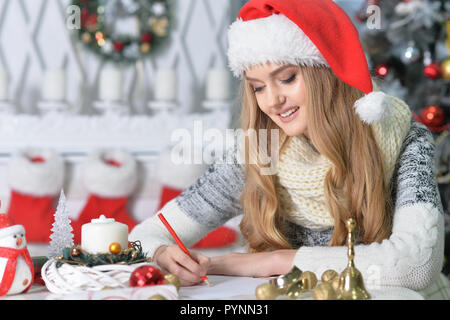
left=73, top=0, right=170, bottom=63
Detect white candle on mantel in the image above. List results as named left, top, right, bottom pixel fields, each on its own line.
left=99, top=68, right=123, bottom=102
left=81, top=215, right=128, bottom=254
left=0, top=69, right=9, bottom=101
left=206, top=69, right=231, bottom=101
left=154, top=69, right=177, bottom=102
left=43, top=69, right=66, bottom=101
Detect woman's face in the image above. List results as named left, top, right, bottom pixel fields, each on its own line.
left=245, top=62, right=309, bottom=138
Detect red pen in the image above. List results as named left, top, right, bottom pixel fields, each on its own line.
left=157, top=213, right=211, bottom=286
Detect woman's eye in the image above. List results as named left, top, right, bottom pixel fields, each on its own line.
left=281, top=74, right=296, bottom=84
left=253, top=86, right=264, bottom=93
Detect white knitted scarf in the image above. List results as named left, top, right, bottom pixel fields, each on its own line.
left=276, top=95, right=412, bottom=231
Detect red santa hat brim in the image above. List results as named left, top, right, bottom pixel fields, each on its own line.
left=227, top=0, right=388, bottom=124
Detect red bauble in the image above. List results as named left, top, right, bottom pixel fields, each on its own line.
left=421, top=105, right=445, bottom=127
left=141, top=33, right=152, bottom=44
left=375, top=63, right=389, bottom=78
left=424, top=62, right=442, bottom=79
left=129, top=265, right=165, bottom=287
left=114, top=41, right=125, bottom=52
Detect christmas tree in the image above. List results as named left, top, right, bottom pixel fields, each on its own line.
left=48, top=190, right=74, bottom=259
left=354, top=0, right=450, bottom=275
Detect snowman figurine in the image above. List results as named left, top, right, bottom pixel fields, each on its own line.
left=0, top=214, right=34, bottom=296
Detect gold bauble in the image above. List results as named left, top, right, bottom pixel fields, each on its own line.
left=150, top=17, right=168, bottom=37
left=164, top=274, right=180, bottom=291
left=109, top=242, right=122, bottom=254
left=441, top=58, right=450, bottom=80
left=71, top=246, right=82, bottom=257
left=81, top=32, right=92, bottom=43
left=313, top=282, right=337, bottom=300
left=148, top=294, right=166, bottom=300
left=299, top=271, right=318, bottom=290
left=331, top=276, right=340, bottom=292
left=255, top=283, right=279, bottom=300
left=321, top=269, right=338, bottom=283
left=140, top=43, right=151, bottom=53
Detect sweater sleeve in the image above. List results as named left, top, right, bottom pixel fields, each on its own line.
left=292, top=121, right=445, bottom=291
left=129, top=145, right=245, bottom=259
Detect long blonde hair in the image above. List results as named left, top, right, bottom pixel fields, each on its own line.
left=239, top=66, right=393, bottom=252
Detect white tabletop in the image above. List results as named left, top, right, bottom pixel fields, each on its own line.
left=0, top=275, right=424, bottom=300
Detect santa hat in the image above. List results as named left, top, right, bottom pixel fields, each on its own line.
left=0, top=214, right=24, bottom=239
left=227, top=0, right=388, bottom=124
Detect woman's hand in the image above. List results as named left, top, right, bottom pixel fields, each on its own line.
left=208, top=249, right=296, bottom=278
left=153, top=245, right=211, bottom=286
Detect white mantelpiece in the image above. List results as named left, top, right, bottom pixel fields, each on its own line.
left=0, top=109, right=231, bottom=159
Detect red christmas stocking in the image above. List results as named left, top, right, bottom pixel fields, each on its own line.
left=7, top=148, right=65, bottom=243
left=156, top=150, right=238, bottom=249
left=73, top=149, right=138, bottom=244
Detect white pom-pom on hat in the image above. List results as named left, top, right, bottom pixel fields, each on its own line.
left=354, top=91, right=390, bottom=124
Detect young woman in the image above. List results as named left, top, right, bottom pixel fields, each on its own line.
left=130, top=0, right=445, bottom=294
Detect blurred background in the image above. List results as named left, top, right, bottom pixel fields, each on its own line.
left=0, top=0, right=447, bottom=275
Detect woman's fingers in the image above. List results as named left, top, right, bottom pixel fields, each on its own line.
left=162, top=245, right=210, bottom=286
left=191, top=251, right=211, bottom=275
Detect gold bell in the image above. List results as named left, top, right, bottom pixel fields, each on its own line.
left=336, top=218, right=371, bottom=300
left=286, top=281, right=307, bottom=299
left=269, top=266, right=302, bottom=294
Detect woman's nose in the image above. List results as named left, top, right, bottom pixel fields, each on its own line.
left=267, top=87, right=285, bottom=107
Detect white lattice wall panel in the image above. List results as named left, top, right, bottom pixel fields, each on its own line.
left=0, top=0, right=242, bottom=115
left=0, top=0, right=243, bottom=223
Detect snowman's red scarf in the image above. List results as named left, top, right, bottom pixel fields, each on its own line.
left=0, top=247, right=34, bottom=295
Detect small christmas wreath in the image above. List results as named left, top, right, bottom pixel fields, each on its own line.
left=73, top=0, right=170, bottom=63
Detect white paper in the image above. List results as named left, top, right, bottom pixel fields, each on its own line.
left=178, top=275, right=269, bottom=300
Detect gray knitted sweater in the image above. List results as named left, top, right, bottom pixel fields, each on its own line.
left=130, top=120, right=445, bottom=291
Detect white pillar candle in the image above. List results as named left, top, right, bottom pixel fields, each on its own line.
left=43, top=69, right=66, bottom=101
left=99, top=68, right=123, bottom=101
left=81, top=215, right=128, bottom=254
left=206, top=69, right=231, bottom=101
left=154, top=69, right=177, bottom=101
left=0, top=69, right=9, bottom=101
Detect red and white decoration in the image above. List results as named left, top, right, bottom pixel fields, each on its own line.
left=72, top=149, right=138, bottom=244
left=6, top=148, right=64, bottom=243
left=0, top=213, right=34, bottom=296
left=156, top=149, right=239, bottom=249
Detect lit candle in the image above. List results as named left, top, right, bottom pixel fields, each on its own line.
left=42, top=69, right=66, bottom=101
left=81, top=215, right=128, bottom=254
left=206, top=69, right=231, bottom=101
left=154, top=69, right=177, bottom=101
left=0, top=68, right=9, bottom=101
left=99, top=67, right=123, bottom=102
